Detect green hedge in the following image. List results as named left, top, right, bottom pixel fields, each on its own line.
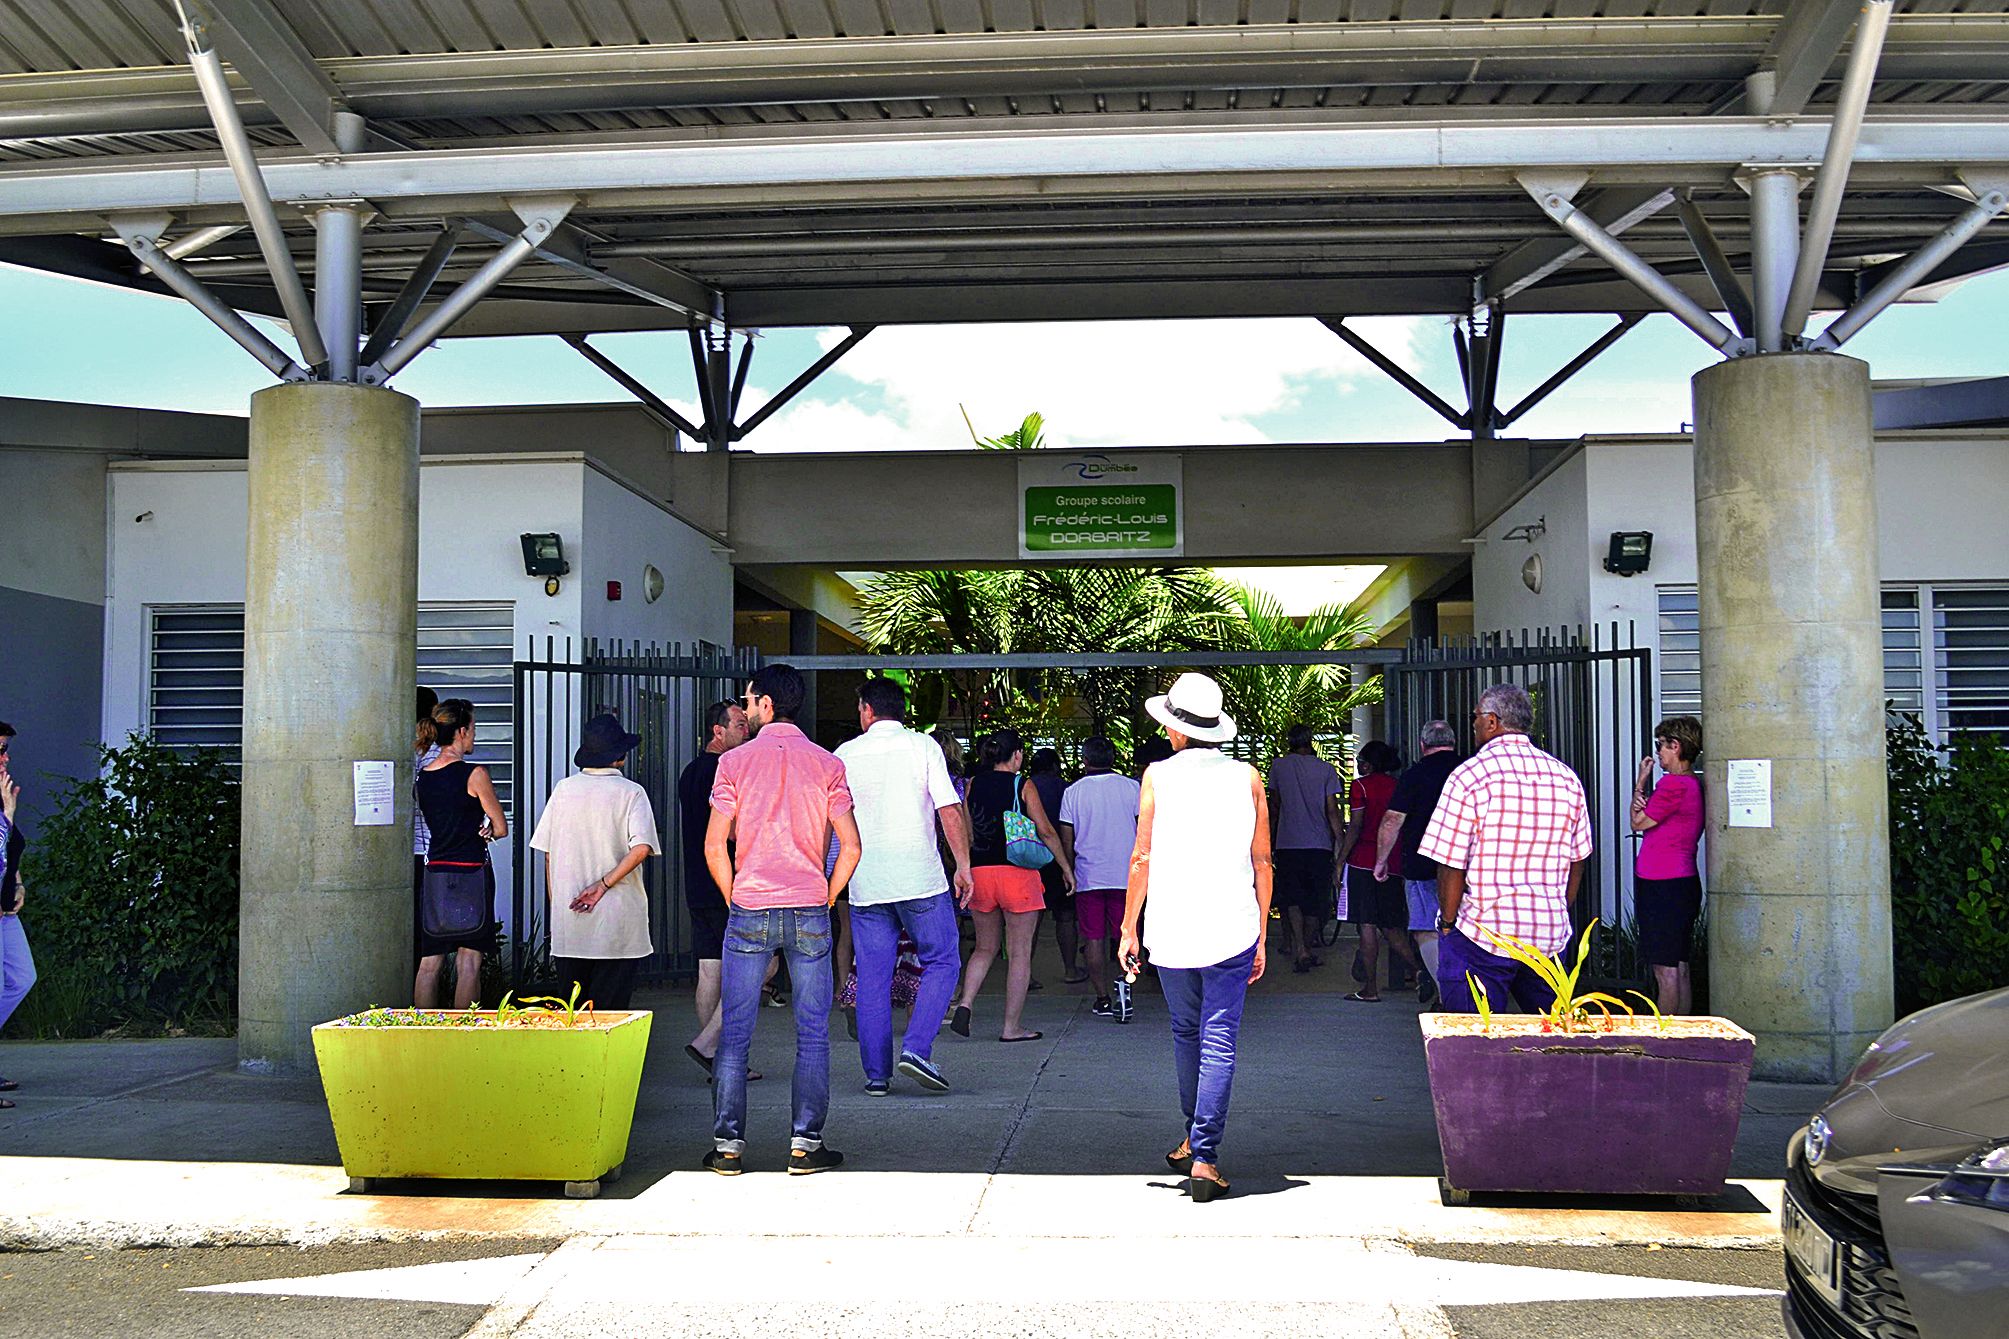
left=6, top=734, right=238, bottom=1037
left=1887, top=714, right=2009, bottom=1015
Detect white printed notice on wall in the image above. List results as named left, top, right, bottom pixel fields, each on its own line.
left=353, top=760, right=395, bottom=826
left=1725, top=759, right=1773, bottom=828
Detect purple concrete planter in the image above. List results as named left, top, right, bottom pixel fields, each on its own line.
left=1421, top=1014, right=1756, bottom=1198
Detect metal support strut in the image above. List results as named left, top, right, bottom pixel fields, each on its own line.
left=1785, top=0, right=1896, bottom=340
left=112, top=215, right=306, bottom=381
left=1320, top=317, right=1467, bottom=430
left=1814, top=188, right=2009, bottom=351
left=1521, top=176, right=1753, bottom=359
left=174, top=0, right=326, bottom=371
left=365, top=197, right=575, bottom=382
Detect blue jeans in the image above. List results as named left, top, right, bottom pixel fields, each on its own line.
left=714, top=905, right=834, bottom=1155
left=851, top=891, right=961, bottom=1082
left=1436, top=926, right=1557, bottom=1015
left=1158, top=940, right=1256, bottom=1166
left=0, top=915, right=34, bottom=1032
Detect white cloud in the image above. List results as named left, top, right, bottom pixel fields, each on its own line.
left=737, top=317, right=1426, bottom=453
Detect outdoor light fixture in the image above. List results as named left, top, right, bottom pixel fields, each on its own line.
left=643, top=565, right=665, bottom=604
left=520, top=532, right=570, bottom=597
left=1521, top=553, right=1544, bottom=594
left=1604, top=531, right=1654, bottom=576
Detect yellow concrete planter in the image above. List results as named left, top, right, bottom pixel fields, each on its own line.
left=312, top=1009, right=652, bottom=1198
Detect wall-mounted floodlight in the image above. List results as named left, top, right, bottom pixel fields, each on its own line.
left=1604, top=531, right=1654, bottom=577
left=520, top=532, right=570, bottom=597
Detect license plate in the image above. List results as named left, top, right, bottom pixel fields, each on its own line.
left=1783, top=1187, right=1843, bottom=1309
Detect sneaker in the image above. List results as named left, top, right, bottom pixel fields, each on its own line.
left=703, top=1149, right=743, bottom=1176
left=864, top=1080, right=890, bottom=1097
left=788, top=1146, right=844, bottom=1175
left=1089, top=997, right=1115, bottom=1018
left=1417, top=970, right=1440, bottom=1008
left=896, top=1053, right=949, bottom=1093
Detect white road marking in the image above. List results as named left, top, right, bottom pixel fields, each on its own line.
left=185, top=1236, right=1780, bottom=1317
left=184, top=1252, right=548, bottom=1305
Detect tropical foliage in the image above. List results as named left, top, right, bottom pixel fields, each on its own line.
left=856, top=409, right=1384, bottom=765
left=1886, top=712, right=2009, bottom=1013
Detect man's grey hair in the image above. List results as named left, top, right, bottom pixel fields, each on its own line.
left=1476, top=683, right=1535, bottom=733
left=1419, top=719, right=1458, bottom=750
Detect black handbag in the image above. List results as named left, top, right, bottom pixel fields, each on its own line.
left=420, top=861, right=488, bottom=939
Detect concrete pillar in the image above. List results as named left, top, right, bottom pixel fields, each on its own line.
left=1692, top=352, right=1893, bottom=1083
left=239, top=382, right=421, bottom=1070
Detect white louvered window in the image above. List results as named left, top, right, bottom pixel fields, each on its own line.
left=147, top=603, right=518, bottom=804
left=147, top=606, right=245, bottom=760
left=1654, top=586, right=1700, bottom=718
left=1932, top=586, right=2009, bottom=738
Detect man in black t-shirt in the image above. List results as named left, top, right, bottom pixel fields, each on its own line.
left=678, top=699, right=747, bottom=1069
left=1373, top=719, right=1462, bottom=1007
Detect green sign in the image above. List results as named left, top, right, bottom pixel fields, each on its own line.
left=1018, top=453, right=1184, bottom=558
left=1023, top=485, right=1178, bottom=554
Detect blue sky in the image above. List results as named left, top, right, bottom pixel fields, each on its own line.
left=3, top=261, right=2003, bottom=455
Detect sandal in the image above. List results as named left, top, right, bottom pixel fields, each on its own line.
left=1062, top=970, right=1090, bottom=985
left=999, top=1031, right=1043, bottom=1043
left=1187, top=1172, right=1232, bottom=1203
left=1343, top=991, right=1383, bottom=1003
left=1166, top=1145, right=1195, bottom=1175
left=950, top=1005, right=972, bottom=1038
left=0, top=1098, right=13, bottom=1110
left=1292, top=958, right=1313, bottom=974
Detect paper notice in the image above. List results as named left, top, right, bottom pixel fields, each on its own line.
left=353, top=760, right=396, bottom=826
left=1725, top=759, right=1773, bottom=829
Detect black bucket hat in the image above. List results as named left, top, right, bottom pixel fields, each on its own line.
left=575, top=713, right=643, bottom=768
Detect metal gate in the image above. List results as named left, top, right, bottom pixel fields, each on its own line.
left=1383, top=625, right=1654, bottom=977
left=509, top=638, right=756, bottom=986
left=508, top=630, right=1651, bottom=987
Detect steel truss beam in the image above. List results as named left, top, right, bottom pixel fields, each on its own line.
left=1763, top=0, right=1875, bottom=118
left=1500, top=313, right=1645, bottom=429
left=562, top=325, right=874, bottom=449
left=1321, top=318, right=1467, bottom=431
left=191, top=0, right=345, bottom=155
left=4, top=16, right=2007, bottom=140
left=462, top=216, right=719, bottom=323
left=2, top=116, right=2004, bottom=226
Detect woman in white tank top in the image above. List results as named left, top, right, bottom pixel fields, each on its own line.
left=1117, top=674, right=1273, bottom=1203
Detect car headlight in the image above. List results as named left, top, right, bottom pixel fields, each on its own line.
left=1805, top=1114, right=1833, bottom=1168
left=1928, top=1138, right=2009, bottom=1212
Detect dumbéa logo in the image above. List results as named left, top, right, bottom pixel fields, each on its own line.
left=1067, top=454, right=1140, bottom=481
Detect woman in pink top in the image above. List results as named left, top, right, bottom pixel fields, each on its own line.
left=1631, top=715, right=1704, bottom=1015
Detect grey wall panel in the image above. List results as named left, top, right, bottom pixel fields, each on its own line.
left=0, top=584, right=105, bottom=811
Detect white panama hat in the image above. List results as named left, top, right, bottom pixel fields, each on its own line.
left=1145, top=671, right=1238, bottom=744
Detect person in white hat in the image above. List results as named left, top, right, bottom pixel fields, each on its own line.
left=1117, top=672, right=1273, bottom=1202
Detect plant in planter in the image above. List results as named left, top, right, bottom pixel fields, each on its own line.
left=1422, top=924, right=1755, bottom=1202
left=313, top=987, right=651, bottom=1199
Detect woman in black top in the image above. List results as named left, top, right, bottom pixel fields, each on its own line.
left=952, top=730, right=1073, bottom=1042
left=414, top=698, right=508, bottom=1009
left=1027, top=748, right=1084, bottom=985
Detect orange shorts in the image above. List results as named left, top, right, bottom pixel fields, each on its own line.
left=969, top=864, right=1045, bottom=915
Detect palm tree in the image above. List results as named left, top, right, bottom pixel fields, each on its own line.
left=962, top=406, right=1045, bottom=451
left=1209, top=583, right=1383, bottom=774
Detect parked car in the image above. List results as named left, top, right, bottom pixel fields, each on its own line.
left=1782, top=986, right=2009, bottom=1339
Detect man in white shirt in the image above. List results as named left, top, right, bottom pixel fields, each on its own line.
left=833, top=678, right=974, bottom=1095
left=1058, top=735, right=1142, bottom=1018
left=529, top=714, right=662, bottom=1010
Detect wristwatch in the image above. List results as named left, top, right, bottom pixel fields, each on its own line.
left=1435, top=913, right=1456, bottom=933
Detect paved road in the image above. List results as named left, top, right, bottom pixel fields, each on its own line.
left=0, top=1239, right=1788, bottom=1338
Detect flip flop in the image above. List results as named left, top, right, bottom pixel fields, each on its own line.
left=951, top=1005, right=972, bottom=1037
left=0, top=1078, right=18, bottom=1092
left=0, top=1098, right=13, bottom=1109
left=1062, top=970, right=1090, bottom=985
left=1343, top=991, right=1383, bottom=1004
left=999, top=1032, right=1044, bottom=1043
left=685, top=1044, right=714, bottom=1076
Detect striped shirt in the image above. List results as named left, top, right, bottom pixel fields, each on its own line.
left=412, top=744, right=441, bottom=857
left=1415, top=732, right=1593, bottom=955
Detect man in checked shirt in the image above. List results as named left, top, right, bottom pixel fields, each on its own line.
left=1415, top=683, right=1593, bottom=1014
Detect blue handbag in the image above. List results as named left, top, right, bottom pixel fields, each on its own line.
left=1004, top=783, right=1054, bottom=870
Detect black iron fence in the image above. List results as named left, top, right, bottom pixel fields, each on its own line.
left=1383, top=624, right=1654, bottom=978
left=508, top=631, right=1652, bottom=987
left=510, top=638, right=756, bottom=986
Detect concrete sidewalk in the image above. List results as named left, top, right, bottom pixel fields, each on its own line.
left=0, top=974, right=1816, bottom=1253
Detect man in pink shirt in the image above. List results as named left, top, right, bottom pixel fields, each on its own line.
left=704, top=663, right=860, bottom=1175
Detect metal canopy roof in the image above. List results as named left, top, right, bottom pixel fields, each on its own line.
left=0, top=1, right=2006, bottom=335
